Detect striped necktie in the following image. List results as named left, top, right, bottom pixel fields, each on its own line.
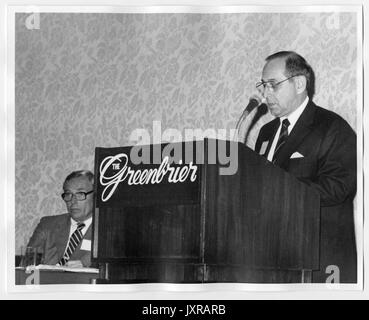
left=59, top=222, right=85, bottom=266
left=272, top=118, right=290, bottom=163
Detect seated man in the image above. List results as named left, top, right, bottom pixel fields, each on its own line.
left=27, top=170, right=94, bottom=268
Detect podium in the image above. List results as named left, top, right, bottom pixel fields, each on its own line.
left=92, top=139, right=320, bottom=283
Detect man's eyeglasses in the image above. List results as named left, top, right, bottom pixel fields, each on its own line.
left=256, top=75, right=299, bottom=93
left=61, top=190, right=94, bottom=202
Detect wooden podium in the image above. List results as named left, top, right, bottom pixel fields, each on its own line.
left=92, top=139, right=320, bottom=283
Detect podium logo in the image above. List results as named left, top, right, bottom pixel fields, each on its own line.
left=99, top=154, right=198, bottom=202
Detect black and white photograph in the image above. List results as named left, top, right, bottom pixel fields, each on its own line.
left=2, top=1, right=367, bottom=299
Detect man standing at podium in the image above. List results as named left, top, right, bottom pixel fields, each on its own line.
left=27, top=170, right=94, bottom=268
left=254, top=51, right=357, bottom=283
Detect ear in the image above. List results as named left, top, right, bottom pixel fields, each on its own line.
left=294, top=75, right=307, bottom=94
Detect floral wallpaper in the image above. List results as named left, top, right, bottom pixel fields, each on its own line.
left=15, top=12, right=358, bottom=253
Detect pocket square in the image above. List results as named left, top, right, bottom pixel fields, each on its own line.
left=259, top=141, right=268, bottom=155
left=290, top=152, right=304, bottom=159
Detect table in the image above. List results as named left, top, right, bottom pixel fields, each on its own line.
left=15, top=268, right=99, bottom=285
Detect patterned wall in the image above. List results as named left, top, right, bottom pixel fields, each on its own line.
left=15, top=12, right=358, bottom=253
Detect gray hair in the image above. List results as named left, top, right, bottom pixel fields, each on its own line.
left=63, top=170, right=94, bottom=188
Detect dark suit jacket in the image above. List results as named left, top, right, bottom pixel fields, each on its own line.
left=27, top=213, right=92, bottom=267
left=255, top=100, right=357, bottom=283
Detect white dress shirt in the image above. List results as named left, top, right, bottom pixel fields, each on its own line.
left=267, top=96, right=309, bottom=161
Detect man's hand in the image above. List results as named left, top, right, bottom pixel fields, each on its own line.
left=65, top=260, right=84, bottom=268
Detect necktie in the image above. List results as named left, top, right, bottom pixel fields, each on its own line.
left=272, top=118, right=290, bottom=163
left=59, top=222, right=85, bottom=266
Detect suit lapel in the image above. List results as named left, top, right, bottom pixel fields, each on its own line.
left=259, top=118, right=280, bottom=158
left=84, top=224, right=92, bottom=240
left=274, top=101, right=316, bottom=167
left=56, top=215, right=71, bottom=259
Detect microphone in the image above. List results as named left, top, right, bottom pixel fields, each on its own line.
left=235, top=96, right=264, bottom=130
left=234, top=96, right=267, bottom=143
left=245, top=97, right=262, bottom=113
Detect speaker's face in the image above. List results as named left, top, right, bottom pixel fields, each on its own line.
left=63, top=176, right=94, bottom=222
left=261, top=57, right=300, bottom=118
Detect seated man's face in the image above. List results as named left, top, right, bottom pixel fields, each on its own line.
left=63, top=176, right=94, bottom=222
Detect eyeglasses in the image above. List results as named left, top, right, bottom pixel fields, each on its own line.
left=256, top=75, right=299, bottom=93
left=61, top=190, right=94, bottom=202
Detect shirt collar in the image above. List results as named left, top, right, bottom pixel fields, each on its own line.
left=280, top=96, right=309, bottom=129
left=70, top=216, right=92, bottom=228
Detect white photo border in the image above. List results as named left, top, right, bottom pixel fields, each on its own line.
left=4, top=4, right=365, bottom=297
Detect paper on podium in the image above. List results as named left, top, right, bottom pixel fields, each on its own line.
left=25, top=264, right=99, bottom=273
